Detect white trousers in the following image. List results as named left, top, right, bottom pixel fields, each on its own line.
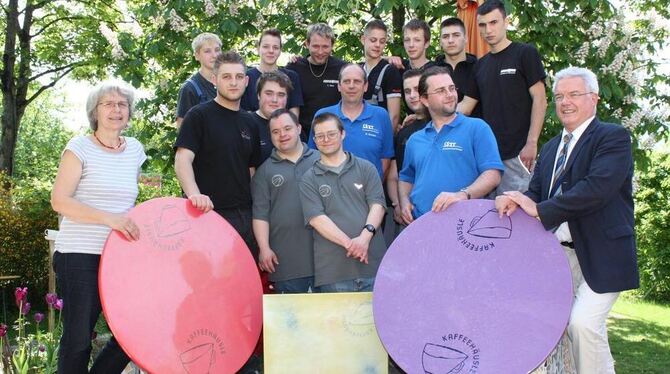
left=563, top=245, right=620, bottom=374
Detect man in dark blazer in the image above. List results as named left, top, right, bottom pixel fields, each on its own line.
left=495, top=66, right=638, bottom=374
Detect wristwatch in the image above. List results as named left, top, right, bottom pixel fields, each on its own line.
left=363, top=224, right=376, bottom=235
left=459, top=188, right=471, bottom=200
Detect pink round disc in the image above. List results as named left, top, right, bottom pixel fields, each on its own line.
left=373, top=199, right=573, bottom=373
left=99, top=197, right=262, bottom=373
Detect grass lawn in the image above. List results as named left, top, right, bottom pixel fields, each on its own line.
left=609, top=292, right=670, bottom=373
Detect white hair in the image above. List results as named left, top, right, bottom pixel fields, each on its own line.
left=553, top=66, right=599, bottom=94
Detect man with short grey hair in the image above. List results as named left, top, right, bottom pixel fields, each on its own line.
left=300, top=113, right=387, bottom=292
left=496, top=66, right=639, bottom=374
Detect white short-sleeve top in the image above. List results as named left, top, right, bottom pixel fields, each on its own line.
left=55, top=135, right=146, bottom=255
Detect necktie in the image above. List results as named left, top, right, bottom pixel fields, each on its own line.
left=550, top=133, right=573, bottom=197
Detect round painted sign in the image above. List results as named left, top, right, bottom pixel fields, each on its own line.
left=99, top=197, right=263, bottom=373
left=373, top=199, right=573, bottom=373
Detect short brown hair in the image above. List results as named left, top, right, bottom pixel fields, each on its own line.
left=213, top=51, right=245, bottom=72
left=403, top=19, right=430, bottom=43
left=258, top=28, right=282, bottom=47
left=312, top=112, right=343, bottom=133
left=256, top=71, right=293, bottom=96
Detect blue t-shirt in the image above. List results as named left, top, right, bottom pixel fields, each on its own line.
left=241, top=67, right=304, bottom=112
left=308, top=101, right=394, bottom=177
left=399, top=113, right=504, bottom=217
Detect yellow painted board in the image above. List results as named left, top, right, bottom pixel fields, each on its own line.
left=263, top=292, right=388, bottom=374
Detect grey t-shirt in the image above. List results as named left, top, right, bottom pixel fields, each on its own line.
left=299, top=153, right=387, bottom=286
left=251, top=144, right=319, bottom=282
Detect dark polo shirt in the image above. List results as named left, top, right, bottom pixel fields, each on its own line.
left=251, top=144, right=319, bottom=282
left=299, top=153, right=387, bottom=286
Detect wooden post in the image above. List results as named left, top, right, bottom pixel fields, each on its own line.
left=45, top=229, right=58, bottom=332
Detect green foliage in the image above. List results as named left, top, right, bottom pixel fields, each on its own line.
left=634, top=152, right=670, bottom=302
left=0, top=92, right=72, bottom=301
left=0, top=172, right=56, bottom=302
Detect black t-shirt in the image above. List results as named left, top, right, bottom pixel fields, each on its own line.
left=286, top=56, right=346, bottom=138
left=468, top=42, right=546, bottom=159
left=175, top=101, right=262, bottom=211
left=394, top=118, right=428, bottom=170
left=176, top=72, right=217, bottom=118
left=361, top=59, right=403, bottom=112
left=240, top=67, right=304, bottom=112
left=435, top=53, right=481, bottom=118
left=401, top=59, right=437, bottom=71
left=249, top=112, right=273, bottom=163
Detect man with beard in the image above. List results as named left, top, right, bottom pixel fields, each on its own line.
left=175, top=51, right=262, bottom=260
left=286, top=23, right=346, bottom=140
left=399, top=67, right=503, bottom=221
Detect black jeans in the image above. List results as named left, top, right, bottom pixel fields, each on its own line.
left=53, top=252, right=130, bottom=374
left=216, top=207, right=259, bottom=261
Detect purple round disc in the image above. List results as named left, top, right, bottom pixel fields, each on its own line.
left=373, top=199, right=573, bottom=373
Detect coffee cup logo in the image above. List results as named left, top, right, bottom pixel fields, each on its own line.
left=180, top=343, right=214, bottom=374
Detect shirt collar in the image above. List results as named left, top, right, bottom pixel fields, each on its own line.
left=335, top=101, right=373, bottom=121
left=562, top=115, right=594, bottom=144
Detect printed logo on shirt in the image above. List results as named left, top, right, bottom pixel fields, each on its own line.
left=260, top=140, right=268, bottom=147
left=354, top=183, right=363, bottom=190
left=442, top=141, right=463, bottom=152
left=319, top=184, right=332, bottom=197
left=240, top=129, right=251, bottom=140
left=362, top=123, right=380, bottom=137
left=499, top=68, right=517, bottom=76
left=323, top=79, right=338, bottom=88
left=271, top=174, right=285, bottom=187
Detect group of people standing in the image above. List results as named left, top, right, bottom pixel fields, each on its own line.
left=49, top=1, right=638, bottom=373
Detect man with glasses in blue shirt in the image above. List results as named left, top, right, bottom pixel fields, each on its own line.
left=399, top=67, right=504, bottom=222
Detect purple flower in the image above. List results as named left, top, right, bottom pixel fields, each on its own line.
left=54, top=299, right=63, bottom=311
left=15, top=287, right=28, bottom=307
left=34, top=312, right=45, bottom=323
left=0, top=323, right=7, bottom=337
left=45, top=293, right=58, bottom=307
left=39, top=344, right=46, bottom=352
left=21, top=302, right=31, bottom=316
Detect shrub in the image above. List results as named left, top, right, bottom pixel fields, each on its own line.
left=634, top=152, right=670, bottom=302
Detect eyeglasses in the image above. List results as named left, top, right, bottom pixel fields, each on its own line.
left=313, top=130, right=340, bottom=143
left=426, top=85, right=457, bottom=96
left=98, top=101, right=129, bottom=109
left=553, top=92, right=594, bottom=103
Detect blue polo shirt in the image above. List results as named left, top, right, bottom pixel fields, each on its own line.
left=308, top=101, right=394, bottom=177
left=399, top=113, right=504, bottom=217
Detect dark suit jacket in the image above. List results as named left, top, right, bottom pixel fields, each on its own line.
left=526, top=118, right=639, bottom=293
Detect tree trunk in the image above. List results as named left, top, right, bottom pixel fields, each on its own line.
left=392, top=4, right=405, bottom=48
left=0, top=0, right=32, bottom=183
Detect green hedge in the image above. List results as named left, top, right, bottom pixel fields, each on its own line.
left=0, top=173, right=56, bottom=305
left=634, top=152, right=670, bottom=302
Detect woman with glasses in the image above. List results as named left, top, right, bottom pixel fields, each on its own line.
left=51, top=80, right=146, bottom=373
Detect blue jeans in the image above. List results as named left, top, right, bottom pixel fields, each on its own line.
left=53, top=252, right=130, bottom=374
left=317, top=277, right=375, bottom=293
left=273, top=276, right=314, bottom=294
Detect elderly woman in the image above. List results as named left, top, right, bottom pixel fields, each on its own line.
left=51, top=80, right=146, bottom=373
